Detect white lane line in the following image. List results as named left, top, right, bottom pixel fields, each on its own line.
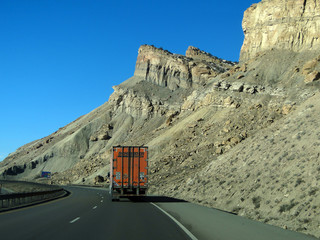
left=150, top=203, right=198, bottom=240
left=101, top=200, right=103, bottom=203
left=69, top=217, right=80, bottom=224
left=93, top=206, right=97, bottom=209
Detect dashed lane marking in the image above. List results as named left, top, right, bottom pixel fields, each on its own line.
left=93, top=206, right=97, bottom=209
left=70, top=217, right=80, bottom=224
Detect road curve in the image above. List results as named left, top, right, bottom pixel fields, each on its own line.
left=0, top=186, right=190, bottom=240
left=1, top=186, right=317, bottom=240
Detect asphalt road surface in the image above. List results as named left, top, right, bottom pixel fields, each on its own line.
left=1, top=186, right=318, bottom=240
left=0, top=186, right=191, bottom=240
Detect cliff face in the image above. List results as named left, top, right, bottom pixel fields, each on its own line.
left=3, top=0, right=320, bottom=238
left=0, top=46, right=233, bottom=182
left=241, top=0, right=320, bottom=61
left=134, top=45, right=235, bottom=90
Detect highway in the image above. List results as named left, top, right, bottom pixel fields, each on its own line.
left=0, top=186, right=190, bottom=240
left=0, top=186, right=318, bottom=240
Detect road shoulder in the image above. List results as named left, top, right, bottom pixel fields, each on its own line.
left=153, top=202, right=318, bottom=240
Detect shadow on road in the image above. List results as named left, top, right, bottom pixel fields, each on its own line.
left=127, top=196, right=187, bottom=203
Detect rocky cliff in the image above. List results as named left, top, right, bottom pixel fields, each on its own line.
left=241, top=0, right=320, bottom=61
left=0, top=46, right=236, bottom=183
left=1, top=0, right=320, bottom=238
left=134, top=45, right=235, bottom=90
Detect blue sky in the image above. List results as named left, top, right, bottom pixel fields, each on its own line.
left=0, top=0, right=258, bottom=161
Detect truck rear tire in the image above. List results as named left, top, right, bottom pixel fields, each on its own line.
left=111, top=193, right=119, bottom=201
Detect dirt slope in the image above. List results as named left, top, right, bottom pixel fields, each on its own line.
left=1, top=0, right=320, bottom=237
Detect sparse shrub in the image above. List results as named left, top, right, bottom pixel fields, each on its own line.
left=279, top=152, right=288, bottom=161
left=295, top=178, right=304, bottom=187
left=313, top=142, right=320, bottom=146
left=252, top=196, right=261, bottom=209
left=303, top=218, right=310, bottom=223
left=219, top=180, right=226, bottom=185
left=263, top=218, right=271, bottom=223
left=279, top=200, right=297, bottom=213
left=309, top=188, right=318, bottom=196
left=232, top=206, right=242, bottom=214
left=299, top=193, right=306, bottom=199
left=287, top=154, right=296, bottom=161
left=253, top=183, right=261, bottom=191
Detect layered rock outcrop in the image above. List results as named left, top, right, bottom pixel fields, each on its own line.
left=134, top=45, right=235, bottom=90
left=134, top=45, right=192, bottom=90
left=241, top=0, right=320, bottom=61
left=3, top=0, right=320, bottom=237
left=109, top=85, right=168, bottom=118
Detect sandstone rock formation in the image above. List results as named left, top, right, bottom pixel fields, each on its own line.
left=134, top=45, right=235, bottom=90
left=2, top=0, right=320, bottom=238
left=241, top=0, right=320, bottom=61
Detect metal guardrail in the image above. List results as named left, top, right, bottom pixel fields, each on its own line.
left=0, top=188, right=66, bottom=210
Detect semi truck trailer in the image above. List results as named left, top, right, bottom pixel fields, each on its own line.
left=110, top=146, right=148, bottom=201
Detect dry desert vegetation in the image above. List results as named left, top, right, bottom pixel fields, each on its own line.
left=1, top=0, right=320, bottom=237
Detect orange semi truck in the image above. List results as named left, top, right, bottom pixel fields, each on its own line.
left=110, top=146, right=148, bottom=201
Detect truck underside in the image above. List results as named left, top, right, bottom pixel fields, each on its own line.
left=110, top=187, right=147, bottom=201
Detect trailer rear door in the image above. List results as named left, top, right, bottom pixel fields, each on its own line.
left=112, top=146, right=148, bottom=188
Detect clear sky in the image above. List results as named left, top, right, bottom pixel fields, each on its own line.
left=0, top=0, right=259, bottom=161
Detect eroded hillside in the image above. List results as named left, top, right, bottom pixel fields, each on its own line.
left=0, top=45, right=236, bottom=182
left=1, top=0, right=320, bottom=237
